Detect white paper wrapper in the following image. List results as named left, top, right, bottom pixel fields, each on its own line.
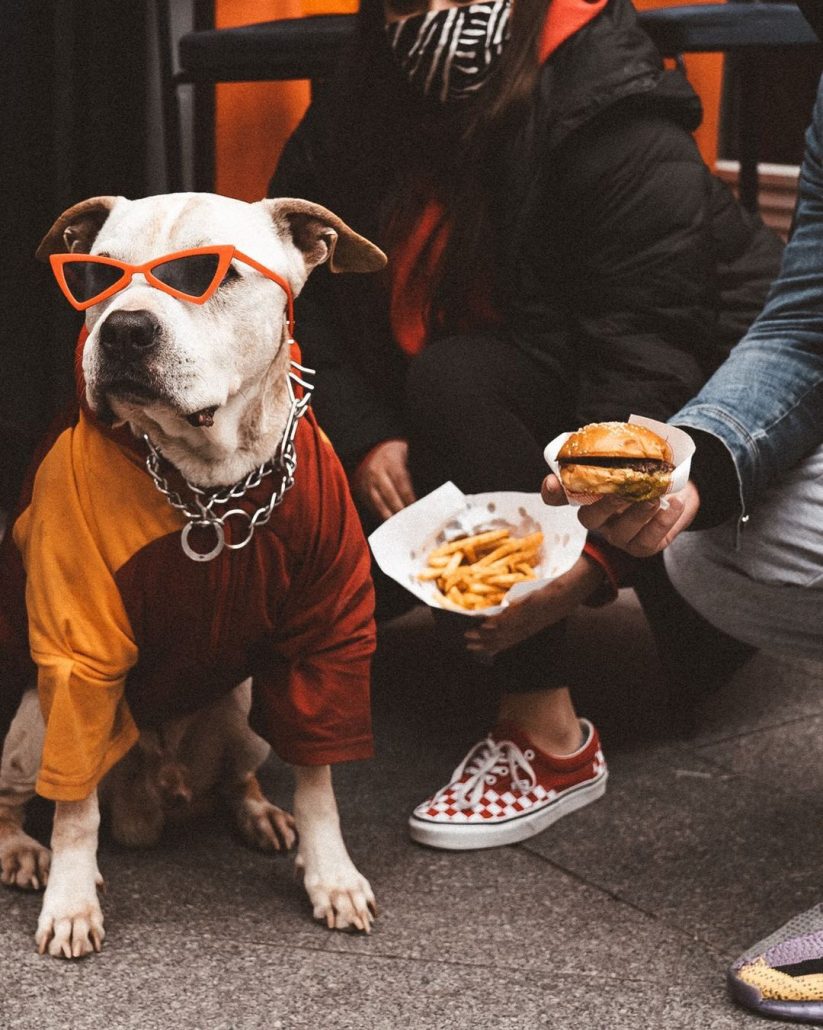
left=543, top=416, right=695, bottom=507
left=368, top=482, right=587, bottom=619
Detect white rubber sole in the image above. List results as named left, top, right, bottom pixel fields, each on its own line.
left=408, top=771, right=608, bottom=851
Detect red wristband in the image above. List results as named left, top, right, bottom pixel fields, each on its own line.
left=581, top=538, right=634, bottom=608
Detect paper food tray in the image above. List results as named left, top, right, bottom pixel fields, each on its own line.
left=368, top=482, right=587, bottom=619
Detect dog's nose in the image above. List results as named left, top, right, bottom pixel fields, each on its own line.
left=99, top=310, right=160, bottom=361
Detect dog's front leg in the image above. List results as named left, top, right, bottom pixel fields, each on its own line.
left=35, top=791, right=105, bottom=958
left=293, top=765, right=376, bottom=933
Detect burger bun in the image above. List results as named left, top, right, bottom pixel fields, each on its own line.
left=557, top=422, right=674, bottom=503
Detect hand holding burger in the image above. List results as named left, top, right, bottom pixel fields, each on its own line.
left=557, top=421, right=674, bottom=503
left=545, top=420, right=699, bottom=557
left=541, top=475, right=700, bottom=558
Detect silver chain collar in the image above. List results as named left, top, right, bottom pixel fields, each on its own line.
left=143, top=358, right=314, bottom=562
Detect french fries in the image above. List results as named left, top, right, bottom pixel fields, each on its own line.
left=417, top=528, right=544, bottom=611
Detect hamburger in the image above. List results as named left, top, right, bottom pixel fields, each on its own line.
left=557, top=422, right=674, bottom=502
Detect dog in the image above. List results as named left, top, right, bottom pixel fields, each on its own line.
left=0, top=192, right=386, bottom=957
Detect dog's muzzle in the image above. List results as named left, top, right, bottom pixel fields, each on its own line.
left=93, top=308, right=180, bottom=420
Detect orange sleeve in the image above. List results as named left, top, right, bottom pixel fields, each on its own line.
left=14, top=425, right=140, bottom=801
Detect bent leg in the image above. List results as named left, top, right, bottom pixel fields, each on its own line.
left=406, top=332, right=578, bottom=695
left=217, top=681, right=296, bottom=852
left=665, top=443, right=823, bottom=661
left=0, top=688, right=50, bottom=890
left=404, top=333, right=570, bottom=495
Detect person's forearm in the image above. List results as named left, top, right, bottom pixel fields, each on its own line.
left=672, top=339, right=823, bottom=518
left=679, top=430, right=741, bottom=529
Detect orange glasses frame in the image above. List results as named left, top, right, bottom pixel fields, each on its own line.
left=49, top=245, right=295, bottom=333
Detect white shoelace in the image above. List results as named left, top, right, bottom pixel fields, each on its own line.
left=432, top=737, right=537, bottom=812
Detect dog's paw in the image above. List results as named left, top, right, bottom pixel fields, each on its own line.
left=236, top=796, right=297, bottom=853
left=35, top=873, right=105, bottom=959
left=296, top=852, right=377, bottom=933
left=0, top=831, right=51, bottom=891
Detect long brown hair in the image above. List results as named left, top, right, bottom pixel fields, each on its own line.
left=321, top=0, right=552, bottom=332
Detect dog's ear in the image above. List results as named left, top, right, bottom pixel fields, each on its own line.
left=35, top=196, right=120, bottom=262
left=262, top=198, right=387, bottom=274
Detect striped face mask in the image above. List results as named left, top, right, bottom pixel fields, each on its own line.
left=386, top=0, right=513, bottom=104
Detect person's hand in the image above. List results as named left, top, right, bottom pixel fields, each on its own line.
left=352, top=439, right=417, bottom=521
left=464, top=554, right=605, bottom=658
left=541, top=474, right=701, bottom=557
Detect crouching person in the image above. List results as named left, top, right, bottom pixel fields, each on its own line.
left=544, top=62, right=823, bottom=1024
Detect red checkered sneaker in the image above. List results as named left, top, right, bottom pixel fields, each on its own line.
left=409, top=719, right=607, bottom=850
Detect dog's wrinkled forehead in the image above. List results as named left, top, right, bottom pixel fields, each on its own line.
left=97, top=194, right=298, bottom=277
left=38, top=193, right=387, bottom=292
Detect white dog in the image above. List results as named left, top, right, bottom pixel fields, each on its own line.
left=0, top=193, right=386, bottom=957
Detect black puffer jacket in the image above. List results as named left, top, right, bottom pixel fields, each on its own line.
left=269, top=0, right=783, bottom=472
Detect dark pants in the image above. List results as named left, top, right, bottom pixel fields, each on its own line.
left=401, top=334, right=573, bottom=694
left=404, top=335, right=570, bottom=498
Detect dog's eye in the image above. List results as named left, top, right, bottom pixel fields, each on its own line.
left=220, top=264, right=241, bottom=287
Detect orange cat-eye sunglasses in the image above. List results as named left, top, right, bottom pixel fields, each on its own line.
left=50, top=245, right=294, bottom=330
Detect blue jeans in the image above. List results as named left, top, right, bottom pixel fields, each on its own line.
left=664, top=76, right=823, bottom=658
left=672, top=75, right=823, bottom=526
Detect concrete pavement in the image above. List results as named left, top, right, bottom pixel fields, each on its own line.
left=1, top=594, right=820, bottom=1029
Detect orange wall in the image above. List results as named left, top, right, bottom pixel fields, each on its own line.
left=634, top=0, right=724, bottom=168
left=215, top=0, right=724, bottom=201
left=214, top=1, right=358, bottom=200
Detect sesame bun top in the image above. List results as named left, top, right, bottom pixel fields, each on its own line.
left=558, top=421, right=673, bottom=464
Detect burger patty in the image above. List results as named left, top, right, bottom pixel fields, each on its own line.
left=558, top=457, right=674, bottom=474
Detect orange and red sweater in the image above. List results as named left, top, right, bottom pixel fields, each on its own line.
left=1, top=400, right=375, bottom=802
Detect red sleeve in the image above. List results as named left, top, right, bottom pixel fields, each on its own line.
left=582, top=536, right=638, bottom=607
left=250, top=419, right=376, bottom=766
